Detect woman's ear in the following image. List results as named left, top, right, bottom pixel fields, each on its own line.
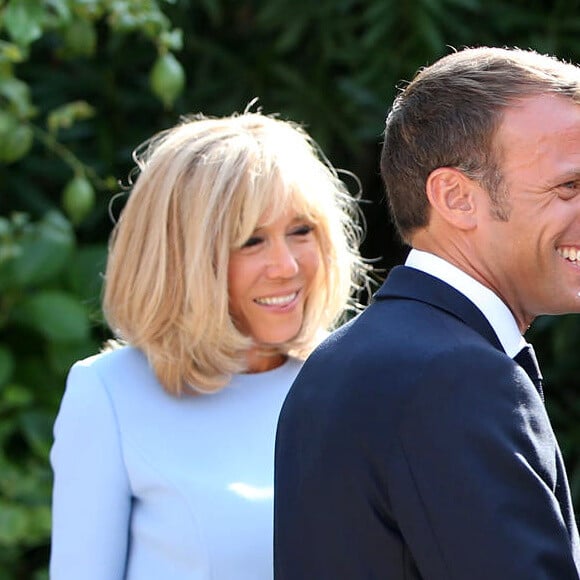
left=425, top=167, right=478, bottom=230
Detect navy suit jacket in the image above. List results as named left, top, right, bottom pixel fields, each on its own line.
left=274, top=266, right=580, bottom=579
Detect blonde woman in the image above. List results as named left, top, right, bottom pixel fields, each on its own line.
left=49, top=110, right=369, bottom=579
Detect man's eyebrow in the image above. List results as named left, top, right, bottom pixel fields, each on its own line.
left=559, top=169, right=580, bottom=181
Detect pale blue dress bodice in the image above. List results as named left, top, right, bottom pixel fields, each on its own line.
left=50, top=346, right=301, bottom=579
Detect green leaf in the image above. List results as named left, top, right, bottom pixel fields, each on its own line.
left=26, top=504, right=52, bottom=543
left=47, top=337, right=100, bottom=376
left=3, top=0, right=44, bottom=47
left=0, top=345, right=14, bottom=387
left=13, top=290, right=90, bottom=342
left=44, top=0, right=71, bottom=21
left=0, top=480, right=51, bottom=544
left=0, top=39, right=26, bottom=64
left=47, top=100, right=95, bottom=134
left=0, top=211, right=74, bottom=289
left=19, top=410, right=54, bottom=459
left=159, top=28, right=183, bottom=52
left=0, top=415, right=17, bottom=444
left=0, top=76, right=34, bottom=117
left=0, top=384, right=33, bottom=409
left=61, top=18, right=97, bottom=58
left=63, top=243, right=107, bottom=304
left=0, top=501, right=28, bottom=545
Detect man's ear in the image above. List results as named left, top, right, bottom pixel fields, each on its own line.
left=425, top=167, right=478, bottom=230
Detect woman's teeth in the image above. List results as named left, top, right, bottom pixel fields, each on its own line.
left=255, top=292, right=297, bottom=306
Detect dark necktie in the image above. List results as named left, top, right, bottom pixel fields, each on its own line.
left=514, top=344, right=544, bottom=402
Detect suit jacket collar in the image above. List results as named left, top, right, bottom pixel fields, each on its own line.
left=375, top=265, right=504, bottom=353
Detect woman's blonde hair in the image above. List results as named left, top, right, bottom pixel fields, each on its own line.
left=103, top=110, right=368, bottom=394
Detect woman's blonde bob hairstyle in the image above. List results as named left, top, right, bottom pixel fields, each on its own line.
left=103, top=110, right=368, bottom=395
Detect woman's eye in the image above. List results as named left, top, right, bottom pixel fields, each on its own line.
left=241, top=236, right=263, bottom=248
left=290, top=224, right=314, bottom=237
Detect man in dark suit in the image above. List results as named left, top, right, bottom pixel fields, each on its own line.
left=274, top=46, right=580, bottom=579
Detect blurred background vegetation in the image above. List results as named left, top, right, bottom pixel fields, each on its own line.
left=1, top=0, right=580, bottom=577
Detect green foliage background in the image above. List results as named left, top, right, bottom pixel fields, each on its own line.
left=1, top=0, right=580, bottom=577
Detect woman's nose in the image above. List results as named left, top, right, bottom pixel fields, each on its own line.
left=266, top=240, right=299, bottom=278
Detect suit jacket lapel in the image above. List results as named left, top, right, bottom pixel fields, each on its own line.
left=375, top=265, right=504, bottom=353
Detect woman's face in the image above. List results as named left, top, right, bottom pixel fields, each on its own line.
left=228, top=207, right=320, bottom=358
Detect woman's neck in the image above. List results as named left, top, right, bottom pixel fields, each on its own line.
left=244, top=349, right=287, bottom=373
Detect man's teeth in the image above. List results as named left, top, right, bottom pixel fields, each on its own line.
left=255, top=293, right=297, bottom=306
left=558, top=247, right=580, bottom=261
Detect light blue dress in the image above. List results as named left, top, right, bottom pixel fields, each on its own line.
left=50, top=346, right=301, bottom=579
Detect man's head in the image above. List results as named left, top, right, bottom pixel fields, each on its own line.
left=381, top=46, right=580, bottom=243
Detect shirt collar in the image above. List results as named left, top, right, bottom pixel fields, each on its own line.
left=405, top=249, right=526, bottom=357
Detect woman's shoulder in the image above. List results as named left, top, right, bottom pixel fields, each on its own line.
left=67, top=344, right=160, bottom=400
left=73, top=343, right=147, bottom=372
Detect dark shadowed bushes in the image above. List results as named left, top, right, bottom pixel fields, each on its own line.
left=2, top=0, right=580, bottom=576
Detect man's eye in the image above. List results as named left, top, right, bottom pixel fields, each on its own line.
left=558, top=181, right=580, bottom=199
left=241, top=236, right=263, bottom=248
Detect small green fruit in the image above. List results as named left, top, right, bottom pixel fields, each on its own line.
left=62, top=176, right=95, bottom=225
left=150, top=52, right=185, bottom=109
left=0, top=112, right=33, bottom=163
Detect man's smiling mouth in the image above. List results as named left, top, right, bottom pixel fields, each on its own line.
left=557, top=247, right=580, bottom=262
